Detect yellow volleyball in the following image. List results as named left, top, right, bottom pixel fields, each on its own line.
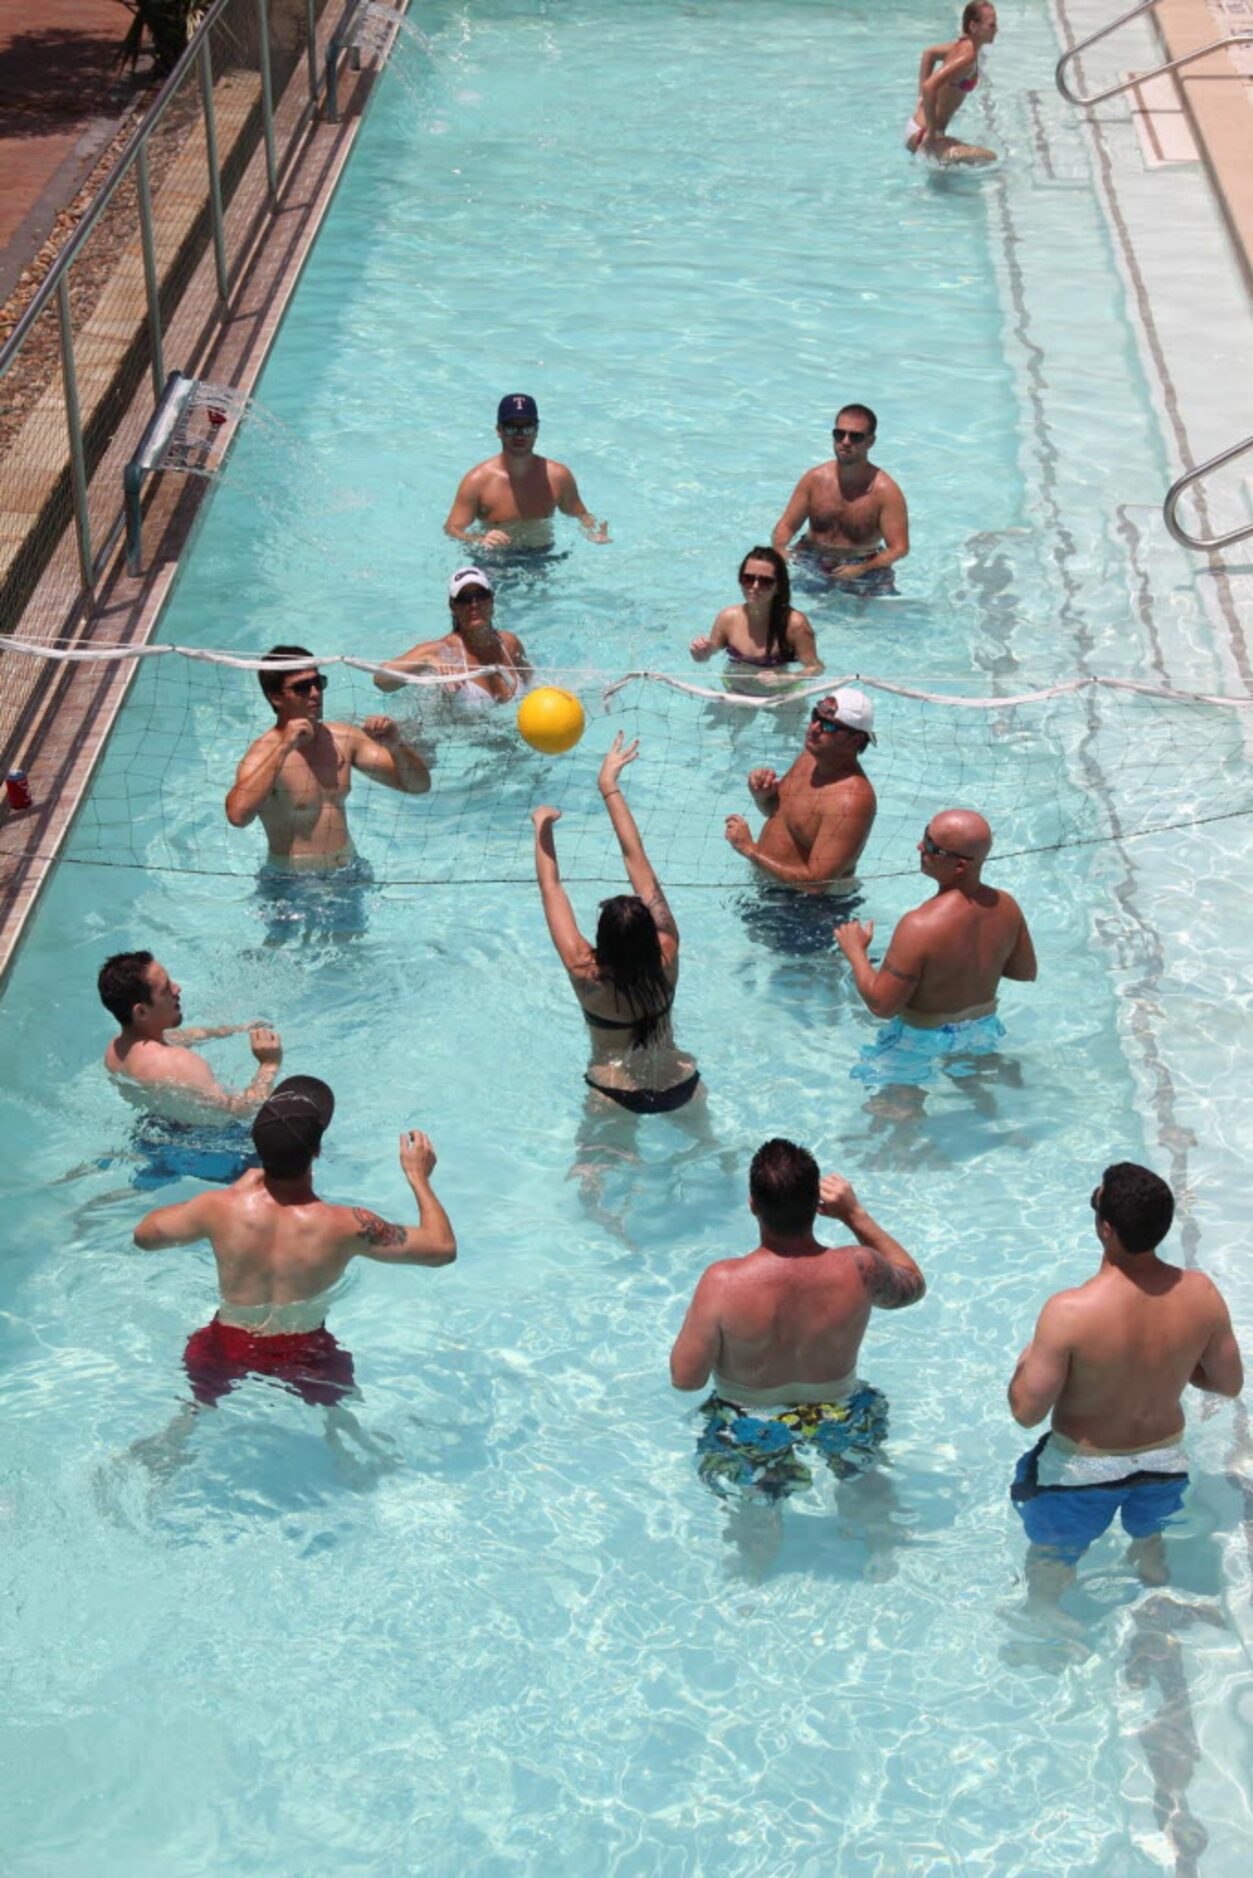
left=517, top=686, right=585, bottom=754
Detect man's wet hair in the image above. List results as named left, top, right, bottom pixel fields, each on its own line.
left=1095, top=1162, right=1174, bottom=1255
left=98, top=950, right=156, bottom=1026
left=837, top=402, right=877, bottom=435
left=259, top=644, right=315, bottom=705
left=750, top=1138, right=820, bottom=1235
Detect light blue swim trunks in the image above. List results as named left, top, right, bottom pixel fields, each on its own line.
left=851, top=1010, right=1006, bottom=1086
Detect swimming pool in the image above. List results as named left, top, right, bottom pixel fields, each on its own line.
left=3, top=2, right=1251, bottom=1870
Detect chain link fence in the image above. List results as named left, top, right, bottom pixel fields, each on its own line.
left=0, top=0, right=343, bottom=766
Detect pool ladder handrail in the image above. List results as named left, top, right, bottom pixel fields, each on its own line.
left=1056, top=0, right=1253, bottom=108
left=1163, top=437, right=1253, bottom=552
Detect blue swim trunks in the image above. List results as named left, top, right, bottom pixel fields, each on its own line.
left=254, top=854, right=375, bottom=944
left=1011, top=1432, right=1189, bottom=1564
left=793, top=548, right=897, bottom=598
left=740, top=885, right=863, bottom=958
left=696, top=1386, right=889, bottom=1502
left=103, top=1118, right=259, bottom=1191
left=851, top=1011, right=1006, bottom=1086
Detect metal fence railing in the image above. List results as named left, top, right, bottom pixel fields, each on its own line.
left=0, top=0, right=336, bottom=767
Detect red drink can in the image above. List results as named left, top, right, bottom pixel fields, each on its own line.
left=5, top=770, right=32, bottom=810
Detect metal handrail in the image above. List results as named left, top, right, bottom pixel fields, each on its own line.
left=1164, top=437, right=1253, bottom=552
left=1056, top=0, right=1253, bottom=108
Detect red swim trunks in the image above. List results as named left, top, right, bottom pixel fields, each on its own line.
left=183, top=1316, right=356, bottom=1408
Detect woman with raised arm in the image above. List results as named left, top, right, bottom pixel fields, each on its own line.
left=906, top=3, right=998, bottom=166
left=689, top=546, right=821, bottom=696
left=531, top=735, right=701, bottom=1113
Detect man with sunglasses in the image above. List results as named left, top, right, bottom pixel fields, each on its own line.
left=771, top=404, right=908, bottom=594
left=836, top=809, right=1036, bottom=1085
left=226, top=645, right=431, bottom=872
left=1007, top=1164, right=1241, bottom=1597
left=725, top=690, right=877, bottom=903
left=443, top=394, right=609, bottom=552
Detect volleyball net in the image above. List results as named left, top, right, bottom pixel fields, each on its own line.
left=2, top=637, right=1252, bottom=889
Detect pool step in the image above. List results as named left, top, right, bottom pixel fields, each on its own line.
left=1123, top=70, right=1202, bottom=167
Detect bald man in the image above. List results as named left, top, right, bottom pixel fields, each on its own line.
left=835, top=809, right=1036, bottom=1084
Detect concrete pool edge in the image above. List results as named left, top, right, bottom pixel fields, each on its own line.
left=0, top=23, right=406, bottom=989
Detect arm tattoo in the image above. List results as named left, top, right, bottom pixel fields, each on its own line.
left=853, top=1245, right=925, bottom=1309
left=882, top=960, right=920, bottom=984
left=648, top=888, right=678, bottom=937
left=353, top=1208, right=407, bottom=1248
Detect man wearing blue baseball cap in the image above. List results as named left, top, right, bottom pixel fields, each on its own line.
left=444, top=393, right=609, bottom=551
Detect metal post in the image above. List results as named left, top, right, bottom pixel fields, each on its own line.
left=136, top=145, right=165, bottom=397
left=199, top=37, right=230, bottom=299
left=306, top=0, right=319, bottom=103
left=257, top=0, right=278, bottom=198
left=56, top=276, right=95, bottom=595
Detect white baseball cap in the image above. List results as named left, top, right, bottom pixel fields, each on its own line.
left=448, top=566, right=494, bottom=600
left=816, top=686, right=876, bottom=742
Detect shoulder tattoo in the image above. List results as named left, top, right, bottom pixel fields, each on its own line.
left=648, top=888, right=678, bottom=935
left=853, top=1244, right=924, bottom=1308
left=353, top=1208, right=406, bottom=1248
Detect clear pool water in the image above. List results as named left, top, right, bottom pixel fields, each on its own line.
left=3, top=3, right=1251, bottom=1871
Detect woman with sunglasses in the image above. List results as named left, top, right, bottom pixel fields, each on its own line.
left=906, top=3, right=998, bottom=165
left=531, top=735, right=701, bottom=1116
left=373, top=568, right=530, bottom=710
left=690, top=547, right=821, bottom=694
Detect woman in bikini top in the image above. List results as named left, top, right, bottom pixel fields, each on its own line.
left=689, top=546, right=821, bottom=693
left=372, top=566, right=530, bottom=707
left=531, top=733, right=701, bottom=1114
left=907, top=2, right=998, bottom=156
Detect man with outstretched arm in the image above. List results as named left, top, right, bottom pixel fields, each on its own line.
left=226, top=646, right=430, bottom=872
left=133, top=1076, right=456, bottom=1415
left=444, top=393, right=609, bottom=551
left=837, top=807, right=1035, bottom=1087
left=100, top=950, right=281, bottom=1121
left=1007, top=1162, right=1242, bottom=1597
left=670, top=1140, right=924, bottom=1508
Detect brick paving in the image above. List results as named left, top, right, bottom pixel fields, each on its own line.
left=0, top=1, right=154, bottom=305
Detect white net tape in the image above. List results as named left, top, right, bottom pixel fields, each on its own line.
left=3, top=639, right=1252, bottom=888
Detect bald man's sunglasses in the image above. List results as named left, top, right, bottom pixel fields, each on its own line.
left=922, top=829, right=972, bottom=861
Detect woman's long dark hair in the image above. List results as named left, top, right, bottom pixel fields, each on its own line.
left=738, top=546, right=793, bottom=663
left=593, top=896, right=673, bottom=1048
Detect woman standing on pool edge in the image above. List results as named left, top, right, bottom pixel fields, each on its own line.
left=531, top=735, right=700, bottom=1114
left=907, top=3, right=998, bottom=166
left=690, top=547, right=822, bottom=695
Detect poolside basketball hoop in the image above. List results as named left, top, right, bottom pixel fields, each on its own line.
left=124, top=373, right=248, bottom=574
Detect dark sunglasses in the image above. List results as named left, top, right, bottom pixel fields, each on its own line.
left=501, top=423, right=537, bottom=437
left=286, top=673, right=328, bottom=696
left=741, top=572, right=776, bottom=588
left=833, top=427, right=871, bottom=442
left=1090, top=1186, right=1103, bottom=1215
left=922, top=829, right=971, bottom=861
left=452, top=588, right=492, bottom=605
left=810, top=710, right=848, bottom=735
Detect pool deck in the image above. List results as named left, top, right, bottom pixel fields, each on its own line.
left=0, top=19, right=400, bottom=985
left=1159, top=0, right=1253, bottom=293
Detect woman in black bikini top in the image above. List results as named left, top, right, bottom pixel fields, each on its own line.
left=531, top=733, right=701, bottom=1114
left=690, top=545, right=821, bottom=690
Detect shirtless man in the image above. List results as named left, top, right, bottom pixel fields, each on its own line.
left=670, top=1140, right=924, bottom=1507
left=1008, top=1162, right=1242, bottom=1595
left=443, top=394, right=609, bottom=551
left=772, top=405, right=908, bottom=594
left=725, top=689, right=877, bottom=897
left=225, top=646, right=430, bottom=870
left=837, top=808, right=1036, bottom=1085
left=99, top=950, right=281, bottom=1123
left=133, top=1076, right=456, bottom=1415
